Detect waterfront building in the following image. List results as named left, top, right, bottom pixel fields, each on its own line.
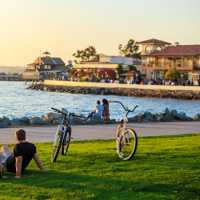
left=22, top=52, right=66, bottom=80
left=137, top=38, right=171, bottom=55
left=138, top=39, right=200, bottom=84
left=72, top=54, right=141, bottom=81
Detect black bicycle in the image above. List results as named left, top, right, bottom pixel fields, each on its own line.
left=51, top=108, right=88, bottom=162
left=110, top=101, right=138, bottom=160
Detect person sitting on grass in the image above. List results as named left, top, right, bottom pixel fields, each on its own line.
left=0, top=129, right=43, bottom=179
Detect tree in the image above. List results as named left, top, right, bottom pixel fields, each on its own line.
left=116, top=64, right=125, bottom=82
left=119, top=39, right=140, bottom=58
left=73, top=46, right=98, bottom=63
left=116, top=64, right=123, bottom=76
left=128, top=65, right=137, bottom=71
left=165, top=67, right=180, bottom=81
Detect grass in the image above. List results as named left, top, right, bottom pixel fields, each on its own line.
left=0, top=134, right=200, bottom=200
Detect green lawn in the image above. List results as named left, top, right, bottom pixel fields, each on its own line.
left=0, top=134, right=200, bottom=200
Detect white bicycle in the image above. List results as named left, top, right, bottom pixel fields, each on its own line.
left=110, top=101, right=138, bottom=160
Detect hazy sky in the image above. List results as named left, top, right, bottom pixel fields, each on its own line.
left=0, top=0, right=199, bottom=66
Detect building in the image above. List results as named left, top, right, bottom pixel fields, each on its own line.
left=72, top=54, right=141, bottom=81
left=22, top=52, right=66, bottom=80
left=142, top=44, right=200, bottom=82
left=137, top=38, right=171, bottom=55
left=138, top=39, right=200, bottom=84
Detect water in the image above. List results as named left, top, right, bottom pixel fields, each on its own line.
left=0, top=81, right=200, bottom=119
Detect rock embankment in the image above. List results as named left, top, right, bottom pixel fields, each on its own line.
left=1, top=109, right=200, bottom=128
left=28, top=82, right=200, bottom=100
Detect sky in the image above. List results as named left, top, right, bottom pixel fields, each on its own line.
left=0, top=0, right=200, bottom=66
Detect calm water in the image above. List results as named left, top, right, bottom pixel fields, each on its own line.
left=0, top=81, right=200, bottom=119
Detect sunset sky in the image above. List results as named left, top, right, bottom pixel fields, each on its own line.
left=0, top=0, right=199, bottom=66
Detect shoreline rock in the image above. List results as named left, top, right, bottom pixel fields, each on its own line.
left=28, top=83, right=200, bottom=100
left=0, top=109, right=199, bottom=128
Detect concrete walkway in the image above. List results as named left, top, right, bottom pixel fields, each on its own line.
left=44, top=80, right=200, bottom=91
left=0, top=122, right=200, bottom=144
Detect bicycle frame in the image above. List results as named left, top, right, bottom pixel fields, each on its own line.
left=109, top=101, right=138, bottom=138
left=109, top=101, right=138, bottom=160
left=52, top=107, right=90, bottom=143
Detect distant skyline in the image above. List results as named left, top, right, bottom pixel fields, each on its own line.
left=0, top=0, right=200, bottom=66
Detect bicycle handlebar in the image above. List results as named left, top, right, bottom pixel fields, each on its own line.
left=109, top=101, right=138, bottom=115
left=51, top=107, right=67, bottom=115
left=51, top=108, right=90, bottom=121
left=70, top=113, right=91, bottom=121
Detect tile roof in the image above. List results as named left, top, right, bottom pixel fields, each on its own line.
left=33, top=56, right=65, bottom=65
left=137, top=38, right=171, bottom=45
left=147, top=45, right=200, bottom=56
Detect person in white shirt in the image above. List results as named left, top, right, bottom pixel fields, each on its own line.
left=88, top=100, right=103, bottom=119
left=95, top=100, right=104, bottom=118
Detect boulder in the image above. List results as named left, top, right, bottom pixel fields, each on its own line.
left=143, top=112, right=156, bottom=122
left=193, top=114, right=200, bottom=121
left=129, top=113, right=144, bottom=123
left=10, top=117, right=30, bottom=126
left=30, top=117, right=48, bottom=125
left=20, top=117, right=30, bottom=125
left=0, top=117, right=11, bottom=128
left=42, top=112, right=61, bottom=124
left=154, top=113, right=164, bottom=122
left=71, top=114, right=87, bottom=125
left=154, top=108, right=175, bottom=122
left=175, top=112, right=192, bottom=121
left=10, top=118, right=23, bottom=126
left=170, top=110, right=178, bottom=118
left=89, top=116, right=104, bottom=125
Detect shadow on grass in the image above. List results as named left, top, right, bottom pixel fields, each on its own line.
left=1, top=169, right=200, bottom=200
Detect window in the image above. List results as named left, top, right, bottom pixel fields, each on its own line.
left=44, top=65, right=51, bottom=70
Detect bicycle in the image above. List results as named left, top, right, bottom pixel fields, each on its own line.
left=109, top=101, right=138, bottom=160
left=51, top=107, right=88, bottom=163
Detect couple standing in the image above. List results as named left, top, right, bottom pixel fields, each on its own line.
left=91, top=99, right=110, bottom=122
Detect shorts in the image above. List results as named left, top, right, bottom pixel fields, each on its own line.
left=5, top=154, right=16, bottom=173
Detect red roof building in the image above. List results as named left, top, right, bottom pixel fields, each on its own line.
left=149, top=45, right=200, bottom=57
left=137, top=38, right=171, bottom=45
left=137, top=38, right=171, bottom=56
left=141, top=44, right=200, bottom=83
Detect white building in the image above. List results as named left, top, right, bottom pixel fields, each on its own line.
left=99, top=54, right=138, bottom=65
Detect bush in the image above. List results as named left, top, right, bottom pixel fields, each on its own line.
left=165, top=67, right=180, bottom=81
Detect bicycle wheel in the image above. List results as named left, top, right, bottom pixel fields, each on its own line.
left=117, top=128, right=138, bottom=161
left=61, top=128, right=71, bottom=155
left=51, top=128, right=64, bottom=163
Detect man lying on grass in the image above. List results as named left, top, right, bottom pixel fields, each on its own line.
left=0, top=129, right=43, bottom=178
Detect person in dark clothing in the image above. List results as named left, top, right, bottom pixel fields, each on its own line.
left=102, top=99, right=110, bottom=123
left=0, top=129, right=43, bottom=179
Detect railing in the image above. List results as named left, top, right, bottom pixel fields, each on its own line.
left=143, top=64, right=193, bottom=71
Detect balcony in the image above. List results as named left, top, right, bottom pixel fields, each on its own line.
left=176, top=66, right=193, bottom=71
left=143, top=64, right=193, bottom=71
